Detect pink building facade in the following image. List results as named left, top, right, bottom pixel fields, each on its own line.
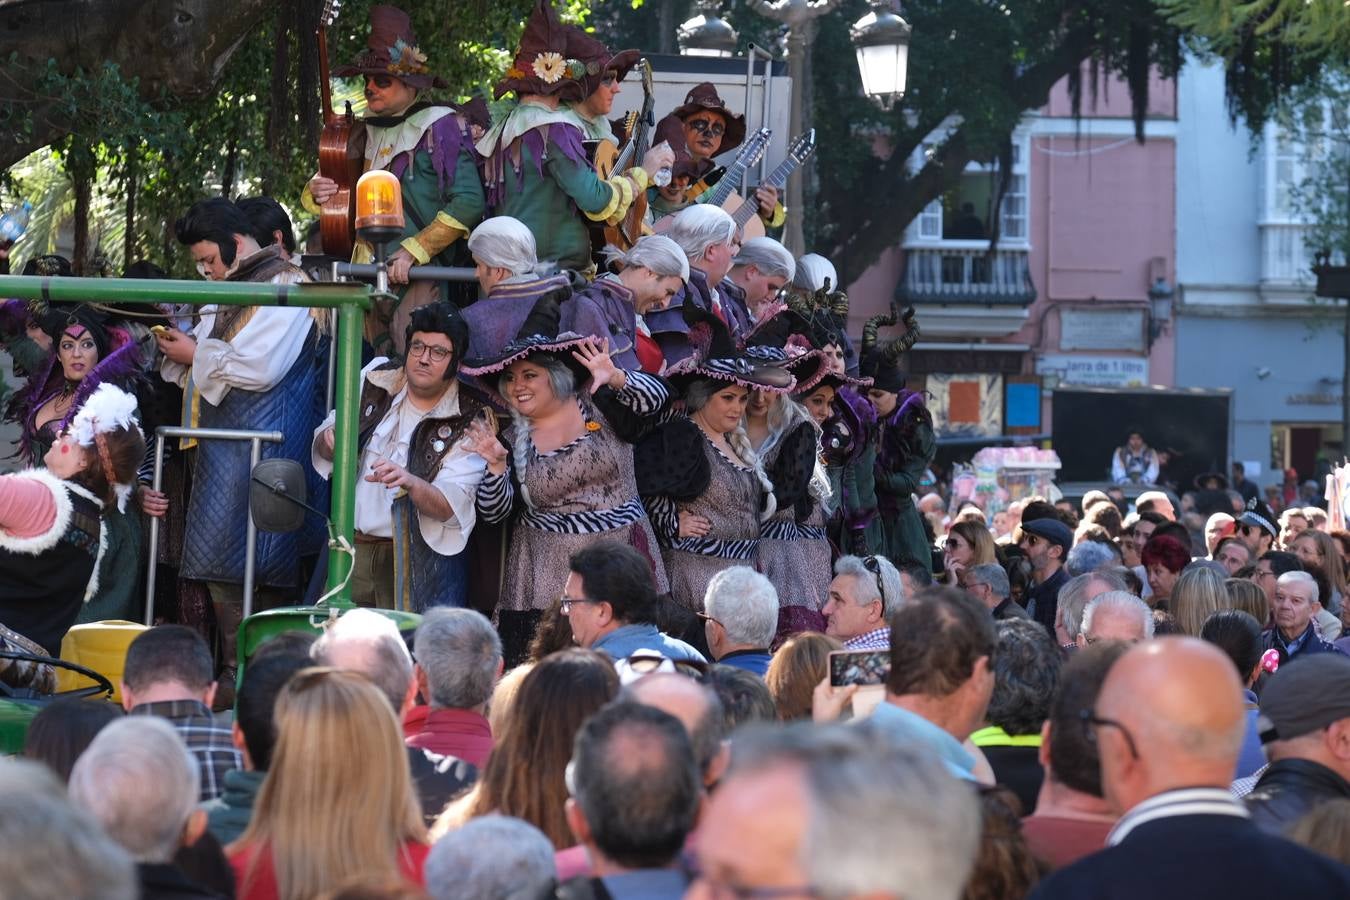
left=845, top=68, right=1178, bottom=443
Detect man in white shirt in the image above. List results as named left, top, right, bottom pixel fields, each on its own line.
left=313, top=303, right=487, bottom=610
left=158, top=197, right=327, bottom=688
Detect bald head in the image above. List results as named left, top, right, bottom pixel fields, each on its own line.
left=1094, top=639, right=1245, bottom=813
left=627, top=673, right=726, bottom=782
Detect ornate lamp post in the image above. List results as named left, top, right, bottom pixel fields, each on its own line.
left=850, top=0, right=912, bottom=110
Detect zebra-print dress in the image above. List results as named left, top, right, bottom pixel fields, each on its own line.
left=659, top=434, right=763, bottom=613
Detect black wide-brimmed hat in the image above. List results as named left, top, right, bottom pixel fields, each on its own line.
left=666, top=301, right=795, bottom=395
left=460, top=288, right=592, bottom=388
left=1194, top=471, right=1230, bottom=491
left=333, top=5, right=447, bottom=90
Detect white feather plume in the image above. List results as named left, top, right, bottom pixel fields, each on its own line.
left=69, top=383, right=142, bottom=448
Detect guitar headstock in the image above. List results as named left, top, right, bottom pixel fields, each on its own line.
left=740, top=128, right=772, bottom=168
left=639, top=59, right=654, bottom=96
left=321, top=0, right=343, bottom=27
left=787, top=129, right=817, bottom=165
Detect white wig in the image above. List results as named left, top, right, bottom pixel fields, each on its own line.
left=467, top=216, right=539, bottom=276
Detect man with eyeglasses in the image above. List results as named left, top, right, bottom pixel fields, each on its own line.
left=562, top=543, right=705, bottom=664
left=314, top=303, right=490, bottom=610
left=305, top=5, right=486, bottom=354
left=1031, top=639, right=1350, bottom=900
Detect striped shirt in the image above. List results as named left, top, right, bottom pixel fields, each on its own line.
left=130, top=699, right=241, bottom=801
left=1108, top=788, right=1250, bottom=846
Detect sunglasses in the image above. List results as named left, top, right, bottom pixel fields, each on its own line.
left=861, top=555, right=886, bottom=599
left=687, top=118, right=726, bottom=137
left=625, top=653, right=708, bottom=678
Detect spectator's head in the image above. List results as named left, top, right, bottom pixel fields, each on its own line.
left=1141, top=535, right=1190, bottom=604
left=68, top=717, right=202, bottom=864
left=1200, top=609, right=1264, bottom=690
left=235, top=195, right=295, bottom=255
left=487, top=662, right=534, bottom=739
left=21, top=698, right=122, bottom=782
left=1055, top=569, right=1128, bottom=646
left=1273, top=570, right=1320, bottom=640
left=1236, top=501, right=1279, bottom=556
left=703, top=566, right=778, bottom=659
left=0, top=757, right=137, bottom=899
left=237, top=668, right=425, bottom=899
left=945, top=520, right=997, bottom=570
left=467, top=216, right=538, bottom=294
left=887, top=588, right=997, bottom=740
left=564, top=543, right=660, bottom=648
left=1170, top=565, right=1229, bottom=637
left=627, top=672, right=728, bottom=786
left=566, top=702, right=701, bottom=869
left=311, top=608, right=416, bottom=715
left=1043, top=642, right=1131, bottom=798
left=1084, top=500, right=1123, bottom=538
left=1225, top=577, right=1270, bottom=626
left=425, top=815, right=556, bottom=900
left=465, top=649, right=619, bottom=848
left=962, top=786, right=1043, bottom=900
left=1078, top=591, right=1154, bottom=647
left=765, top=631, right=843, bottom=721
left=234, top=651, right=314, bottom=772
left=987, top=618, right=1062, bottom=737
left=1287, top=799, right=1350, bottom=867
left=414, top=608, right=503, bottom=712
left=121, top=625, right=216, bottom=711
left=1279, top=506, right=1310, bottom=548
left=1065, top=539, right=1116, bottom=577
left=701, top=665, right=777, bottom=731
left=1291, top=529, right=1344, bottom=592
left=1253, top=550, right=1302, bottom=605
left=1017, top=518, right=1071, bottom=576
left=824, top=555, right=903, bottom=642
left=1152, top=519, right=1192, bottom=550
left=1214, top=536, right=1251, bottom=576
left=898, top=562, right=933, bottom=599
left=1256, top=653, right=1350, bottom=786
left=1204, top=512, right=1236, bottom=556
left=961, top=562, right=1010, bottom=611
left=690, top=724, right=980, bottom=900
left=1092, top=639, right=1246, bottom=815
left=174, top=196, right=259, bottom=280
left=1136, top=490, right=1176, bottom=521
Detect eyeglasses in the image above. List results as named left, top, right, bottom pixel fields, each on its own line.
left=625, top=653, right=708, bottom=678
left=861, top=555, right=886, bottom=601
left=407, top=339, right=453, bottom=362
left=558, top=593, right=599, bottom=615
left=697, top=611, right=724, bottom=630
left=1253, top=568, right=1275, bottom=581
left=1079, top=709, right=1140, bottom=759
left=687, top=118, right=726, bottom=137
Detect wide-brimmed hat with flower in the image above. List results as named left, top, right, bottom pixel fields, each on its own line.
left=670, top=82, right=746, bottom=153
left=495, top=0, right=590, bottom=102
left=564, top=26, right=640, bottom=98
left=333, top=5, right=446, bottom=90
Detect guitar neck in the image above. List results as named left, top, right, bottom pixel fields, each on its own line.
left=318, top=27, right=336, bottom=123
left=707, top=153, right=755, bottom=207
left=731, top=155, right=800, bottom=228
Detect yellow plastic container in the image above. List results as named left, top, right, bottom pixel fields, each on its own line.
left=56, top=620, right=148, bottom=703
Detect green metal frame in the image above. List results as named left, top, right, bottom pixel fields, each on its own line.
left=0, top=274, right=373, bottom=609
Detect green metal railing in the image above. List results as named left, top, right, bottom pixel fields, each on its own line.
left=0, top=274, right=372, bottom=608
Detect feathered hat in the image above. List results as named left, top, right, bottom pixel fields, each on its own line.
left=334, top=5, right=447, bottom=90
left=69, top=382, right=144, bottom=512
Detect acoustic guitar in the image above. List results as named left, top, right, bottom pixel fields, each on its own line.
left=317, top=0, right=362, bottom=258
left=608, top=59, right=657, bottom=251
left=652, top=128, right=771, bottom=234
left=722, top=129, right=817, bottom=240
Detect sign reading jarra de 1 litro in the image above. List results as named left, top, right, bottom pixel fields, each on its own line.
left=1036, top=354, right=1149, bottom=388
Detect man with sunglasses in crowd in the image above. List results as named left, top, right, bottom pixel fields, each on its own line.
left=822, top=554, right=905, bottom=650
left=1020, top=517, right=1073, bottom=635
left=306, top=5, right=487, bottom=354
left=1234, top=498, right=1278, bottom=559
left=313, top=303, right=489, bottom=611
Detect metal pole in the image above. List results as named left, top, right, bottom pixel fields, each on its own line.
left=334, top=262, right=479, bottom=283
left=326, top=301, right=364, bottom=607
left=325, top=309, right=338, bottom=415
left=0, top=275, right=371, bottom=309
left=143, top=432, right=166, bottom=626
left=242, top=437, right=264, bottom=619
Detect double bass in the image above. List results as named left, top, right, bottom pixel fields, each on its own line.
left=317, top=0, right=362, bottom=258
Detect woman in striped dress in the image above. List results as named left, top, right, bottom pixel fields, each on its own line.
left=462, top=295, right=672, bottom=665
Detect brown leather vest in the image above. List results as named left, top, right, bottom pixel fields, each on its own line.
left=355, top=365, right=490, bottom=481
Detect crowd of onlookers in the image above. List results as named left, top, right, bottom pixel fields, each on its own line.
left=7, top=484, right=1350, bottom=899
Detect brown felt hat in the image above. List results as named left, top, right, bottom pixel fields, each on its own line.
left=333, top=5, right=447, bottom=90
left=564, top=26, right=640, bottom=98
left=495, top=0, right=588, bottom=102
left=670, top=82, right=746, bottom=153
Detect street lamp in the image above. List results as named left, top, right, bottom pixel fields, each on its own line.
left=850, top=0, right=911, bottom=110
left=678, top=1, right=739, bottom=58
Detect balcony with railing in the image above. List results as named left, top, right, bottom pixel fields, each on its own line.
left=1260, top=223, right=1315, bottom=288
left=897, top=245, right=1037, bottom=306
